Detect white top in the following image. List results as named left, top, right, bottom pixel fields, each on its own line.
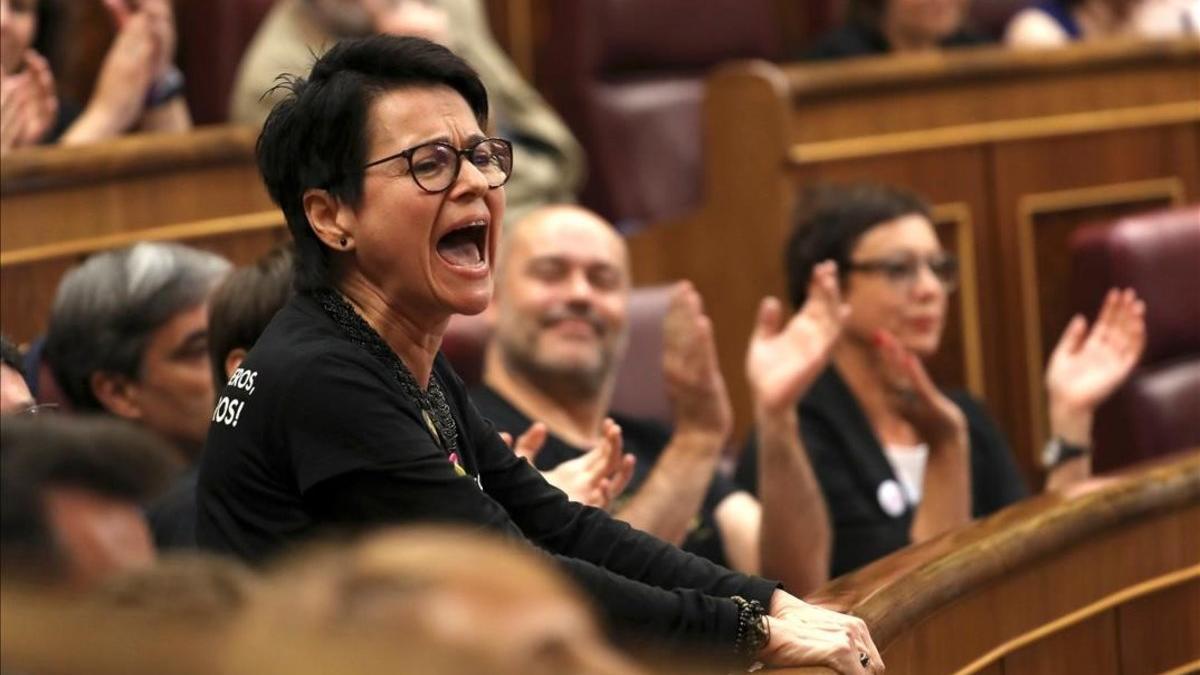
left=884, top=443, right=929, bottom=506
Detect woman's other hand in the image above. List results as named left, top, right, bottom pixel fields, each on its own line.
left=874, top=329, right=967, bottom=449
left=1044, top=288, right=1146, bottom=446
left=747, top=261, right=849, bottom=415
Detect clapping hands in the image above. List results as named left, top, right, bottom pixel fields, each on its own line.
left=746, top=261, right=849, bottom=414
left=0, top=51, right=58, bottom=151
left=504, top=419, right=636, bottom=509
left=662, top=281, right=733, bottom=441
left=66, top=0, right=180, bottom=142
left=873, top=329, right=967, bottom=448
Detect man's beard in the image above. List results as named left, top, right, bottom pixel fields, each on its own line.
left=498, top=311, right=624, bottom=403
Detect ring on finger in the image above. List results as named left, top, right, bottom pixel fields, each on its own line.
left=859, top=652, right=870, bottom=669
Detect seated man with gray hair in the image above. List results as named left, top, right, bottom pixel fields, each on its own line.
left=42, top=242, right=231, bottom=547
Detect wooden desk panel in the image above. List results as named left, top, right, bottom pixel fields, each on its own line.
left=0, top=126, right=272, bottom=252
left=774, top=450, right=1200, bottom=675
left=0, top=211, right=287, bottom=344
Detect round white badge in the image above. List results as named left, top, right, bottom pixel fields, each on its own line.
left=877, top=479, right=907, bottom=518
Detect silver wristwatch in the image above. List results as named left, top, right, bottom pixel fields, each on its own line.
left=1041, top=437, right=1089, bottom=470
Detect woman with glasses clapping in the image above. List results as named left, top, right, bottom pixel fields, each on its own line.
left=736, top=183, right=1147, bottom=579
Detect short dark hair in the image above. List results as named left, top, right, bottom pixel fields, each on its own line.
left=0, top=334, right=22, bottom=373
left=207, top=244, right=296, bottom=388
left=257, top=35, right=490, bottom=292
left=1, top=415, right=182, bottom=582
left=785, top=183, right=931, bottom=307
left=44, top=243, right=230, bottom=411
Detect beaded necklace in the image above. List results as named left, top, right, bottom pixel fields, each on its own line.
left=312, top=288, right=467, bottom=475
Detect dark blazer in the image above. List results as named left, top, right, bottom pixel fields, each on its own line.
left=736, top=367, right=1027, bottom=577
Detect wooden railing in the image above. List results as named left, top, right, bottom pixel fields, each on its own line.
left=0, top=210, right=287, bottom=344
left=0, top=125, right=272, bottom=253
left=626, top=38, right=1200, bottom=485
left=778, top=449, right=1200, bottom=675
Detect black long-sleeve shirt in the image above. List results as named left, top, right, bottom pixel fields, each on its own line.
left=196, top=293, right=777, bottom=647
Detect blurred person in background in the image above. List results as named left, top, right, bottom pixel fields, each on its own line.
left=234, top=526, right=647, bottom=675
left=1, top=415, right=180, bottom=590
left=0, top=0, right=191, bottom=152
left=736, top=183, right=1146, bottom=578
left=88, top=552, right=259, bottom=629
left=230, top=0, right=583, bottom=224
left=476, top=205, right=832, bottom=594
left=148, top=244, right=294, bottom=551
left=806, top=0, right=988, bottom=60
left=43, top=242, right=230, bottom=460
left=1005, top=0, right=1200, bottom=46
left=1, top=552, right=256, bottom=675
left=1, top=334, right=36, bottom=414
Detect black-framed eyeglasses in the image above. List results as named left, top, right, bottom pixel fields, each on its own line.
left=846, top=254, right=959, bottom=293
left=363, top=137, right=513, bottom=194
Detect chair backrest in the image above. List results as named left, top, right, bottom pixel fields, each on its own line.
left=538, top=0, right=780, bottom=230
left=442, top=285, right=676, bottom=427
left=176, top=0, right=277, bottom=124
left=1069, top=205, right=1200, bottom=471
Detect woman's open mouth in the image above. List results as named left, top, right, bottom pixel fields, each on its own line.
left=436, top=219, right=488, bottom=268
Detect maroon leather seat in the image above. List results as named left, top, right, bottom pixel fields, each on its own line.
left=176, top=0, right=277, bottom=125
left=1069, top=205, right=1200, bottom=471
left=442, top=285, right=676, bottom=427
left=538, top=0, right=780, bottom=231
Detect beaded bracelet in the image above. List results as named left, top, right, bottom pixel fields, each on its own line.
left=731, top=595, right=770, bottom=662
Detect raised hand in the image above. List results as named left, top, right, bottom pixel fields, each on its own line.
left=1, top=71, right=33, bottom=151
left=874, top=329, right=966, bottom=448
left=19, top=52, right=58, bottom=146
left=65, top=10, right=161, bottom=142
left=137, top=0, right=179, bottom=80
left=758, top=590, right=884, bottom=674
left=662, top=281, right=733, bottom=440
left=746, top=261, right=849, bottom=414
left=1045, top=288, right=1146, bottom=442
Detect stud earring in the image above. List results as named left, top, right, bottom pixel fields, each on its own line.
left=339, top=237, right=348, bottom=248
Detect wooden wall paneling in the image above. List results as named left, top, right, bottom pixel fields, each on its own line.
left=0, top=126, right=271, bottom=252
left=973, top=662, right=1004, bottom=675
left=878, top=631, right=915, bottom=675
left=781, top=40, right=1200, bottom=146
left=872, top=503, right=1199, bottom=673
left=0, top=211, right=287, bottom=345
left=1001, top=611, right=1120, bottom=675
left=1116, top=578, right=1200, bottom=675
left=798, top=453, right=1200, bottom=675
left=991, top=125, right=1198, bottom=474
left=930, top=203, right=985, bottom=399
left=1, top=166, right=272, bottom=251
